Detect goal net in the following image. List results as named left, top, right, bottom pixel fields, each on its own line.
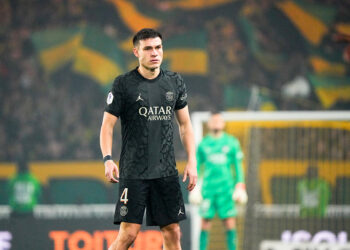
left=190, top=111, right=350, bottom=250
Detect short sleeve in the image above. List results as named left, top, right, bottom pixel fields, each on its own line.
left=175, top=74, right=188, bottom=110
left=104, top=77, right=124, bottom=117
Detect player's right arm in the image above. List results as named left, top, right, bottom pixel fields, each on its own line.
left=231, top=138, right=245, bottom=184
left=231, top=137, right=248, bottom=203
left=100, top=112, right=119, bottom=183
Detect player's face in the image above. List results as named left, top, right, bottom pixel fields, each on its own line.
left=133, top=37, right=163, bottom=72
left=208, top=114, right=225, bottom=134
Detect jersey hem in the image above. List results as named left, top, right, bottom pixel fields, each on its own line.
left=104, top=109, right=120, bottom=118
left=174, top=103, right=187, bottom=110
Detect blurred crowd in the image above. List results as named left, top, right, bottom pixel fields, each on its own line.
left=1, top=0, right=349, bottom=161
left=261, top=127, right=350, bottom=161
left=0, top=0, right=107, bottom=161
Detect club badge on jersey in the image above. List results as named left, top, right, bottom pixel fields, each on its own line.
left=166, top=91, right=174, bottom=102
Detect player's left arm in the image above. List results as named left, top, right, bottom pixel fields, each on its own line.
left=175, top=106, right=197, bottom=191
left=232, top=139, right=245, bottom=184
left=231, top=138, right=248, bottom=203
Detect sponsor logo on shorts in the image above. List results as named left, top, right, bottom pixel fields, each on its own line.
left=178, top=207, right=184, bottom=216
left=120, top=206, right=128, bottom=216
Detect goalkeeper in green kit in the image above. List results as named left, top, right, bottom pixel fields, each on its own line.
left=189, top=112, right=247, bottom=250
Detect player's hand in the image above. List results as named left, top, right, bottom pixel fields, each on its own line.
left=189, top=185, right=202, bottom=205
left=232, top=183, right=248, bottom=204
left=104, top=160, right=119, bottom=183
left=183, top=158, right=197, bottom=191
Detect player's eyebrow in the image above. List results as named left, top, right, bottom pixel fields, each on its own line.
left=143, top=44, right=162, bottom=50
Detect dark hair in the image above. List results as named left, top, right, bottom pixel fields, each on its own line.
left=132, top=28, right=162, bottom=47
left=210, top=110, right=222, bottom=116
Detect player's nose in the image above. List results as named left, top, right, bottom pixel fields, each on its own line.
left=151, top=49, right=158, bottom=56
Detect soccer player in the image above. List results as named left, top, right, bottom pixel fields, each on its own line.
left=100, top=28, right=197, bottom=250
left=297, top=166, right=331, bottom=218
left=8, top=155, right=41, bottom=217
left=189, top=112, right=247, bottom=250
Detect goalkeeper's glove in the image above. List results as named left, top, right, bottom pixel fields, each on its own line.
left=232, top=183, right=248, bottom=204
left=189, top=182, right=202, bottom=205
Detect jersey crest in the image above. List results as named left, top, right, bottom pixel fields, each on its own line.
left=166, top=91, right=174, bottom=102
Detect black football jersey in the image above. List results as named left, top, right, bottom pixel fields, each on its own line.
left=105, top=68, right=188, bottom=179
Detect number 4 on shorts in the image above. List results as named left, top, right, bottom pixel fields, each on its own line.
left=120, top=188, right=128, bottom=204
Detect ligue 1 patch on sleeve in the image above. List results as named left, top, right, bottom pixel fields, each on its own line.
left=180, top=93, right=187, bottom=101
left=107, top=92, right=114, bottom=105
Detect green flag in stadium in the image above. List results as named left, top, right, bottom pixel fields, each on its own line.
left=154, top=0, right=233, bottom=10
left=308, top=74, right=350, bottom=108
left=238, top=15, right=286, bottom=72
left=276, top=0, right=336, bottom=46
left=309, top=56, right=346, bottom=76
left=31, top=27, right=83, bottom=74
left=224, top=85, right=276, bottom=110
left=107, top=0, right=162, bottom=33
left=72, top=26, right=125, bottom=86
left=336, top=23, right=350, bottom=36
left=163, top=31, right=208, bottom=75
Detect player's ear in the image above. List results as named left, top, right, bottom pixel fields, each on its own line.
left=133, top=47, right=139, bottom=58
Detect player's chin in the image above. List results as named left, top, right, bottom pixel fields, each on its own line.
left=149, top=61, right=161, bottom=67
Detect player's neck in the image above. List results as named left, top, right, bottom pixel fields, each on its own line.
left=211, top=131, right=224, bottom=138
left=138, top=65, right=160, bottom=80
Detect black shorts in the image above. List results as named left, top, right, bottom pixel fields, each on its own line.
left=114, top=175, right=186, bottom=227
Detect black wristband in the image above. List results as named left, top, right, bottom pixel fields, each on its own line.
left=103, top=155, right=112, bottom=163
